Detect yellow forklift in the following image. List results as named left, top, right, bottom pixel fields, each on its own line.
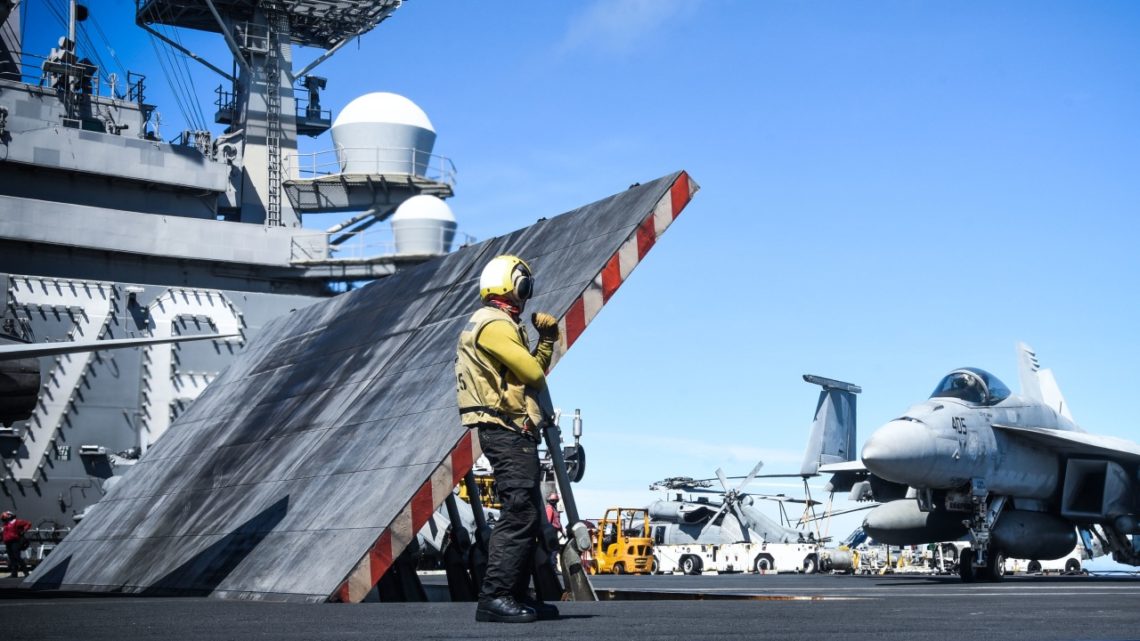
left=589, top=507, right=653, bottom=575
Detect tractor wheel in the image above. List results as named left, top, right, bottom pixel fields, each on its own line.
left=1065, top=558, right=1081, bottom=574
left=613, top=562, right=626, bottom=575
left=802, top=554, right=818, bottom=575
left=754, top=554, right=775, bottom=573
left=681, top=555, right=702, bottom=575
left=1027, top=560, right=1042, bottom=574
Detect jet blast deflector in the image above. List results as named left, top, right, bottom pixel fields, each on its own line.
left=28, top=171, right=698, bottom=602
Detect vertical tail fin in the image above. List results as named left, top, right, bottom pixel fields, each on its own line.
left=1017, top=342, right=1044, bottom=402
left=1017, top=342, right=1073, bottom=421
left=799, top=375, right=861, bottom=477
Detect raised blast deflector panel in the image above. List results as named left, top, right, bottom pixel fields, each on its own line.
left=28, top=171, right=698, bottom=602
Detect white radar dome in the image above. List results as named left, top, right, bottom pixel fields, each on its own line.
left=331, top=92, right=437, bottom=176
left=390, top=195, right=457, bottom=256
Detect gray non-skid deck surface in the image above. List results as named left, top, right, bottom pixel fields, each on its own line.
left=28, top=172, right=694, bottom=602
left=6, top=575, right=1140, bottom=641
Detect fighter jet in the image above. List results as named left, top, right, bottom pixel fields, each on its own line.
left=841, top=343, right=1140, bottom=582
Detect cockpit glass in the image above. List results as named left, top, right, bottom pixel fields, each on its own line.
left=930, top=372, right=985, bottom=403
left=929, top=368, right=1010, bottom=404
left=966, top=367, right=1011, bottom=403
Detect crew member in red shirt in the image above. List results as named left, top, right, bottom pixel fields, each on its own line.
left=2, top=511, right=32, bottom=578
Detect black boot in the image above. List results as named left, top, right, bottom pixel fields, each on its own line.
left=517, top=596, right=559, bottom=620
left=475, top=596, right=537, bottom=623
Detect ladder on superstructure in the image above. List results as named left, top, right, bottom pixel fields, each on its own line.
left=264, top=8, right=287, bottom=227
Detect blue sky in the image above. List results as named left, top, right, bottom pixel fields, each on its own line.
left=22, top=2, right=1140, bottom=547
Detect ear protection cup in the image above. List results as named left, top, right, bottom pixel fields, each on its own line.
left=513, top=268, right=533, bottom=301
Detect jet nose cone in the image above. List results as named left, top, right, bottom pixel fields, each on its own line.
left=862, top=420, right=936, bottom=485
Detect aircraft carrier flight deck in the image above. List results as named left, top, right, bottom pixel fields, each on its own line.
left=5, top=573, right=1140, bottom=641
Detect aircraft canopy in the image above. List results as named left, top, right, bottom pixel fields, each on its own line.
left=930, top=367, right=1011, bottom=405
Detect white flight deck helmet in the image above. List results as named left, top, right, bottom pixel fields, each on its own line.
left=478, top=255, right=534, bottom=308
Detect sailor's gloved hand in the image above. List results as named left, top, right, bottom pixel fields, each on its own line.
left=531, top=312, right=560, bottom=342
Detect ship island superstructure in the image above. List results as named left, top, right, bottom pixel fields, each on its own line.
left=0, top=0, right=461, bottom=555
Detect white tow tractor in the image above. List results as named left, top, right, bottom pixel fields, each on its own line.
left=654, top=541, right=826, bottom=575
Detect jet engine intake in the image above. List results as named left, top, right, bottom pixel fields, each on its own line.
left=868, top=475, right=909, bottom=502
left=1061, top=459, right=1135, bottom=522
left=647, top=500, right=717, bottom=524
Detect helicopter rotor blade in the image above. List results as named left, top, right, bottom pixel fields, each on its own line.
left=697, top=500, right=732, bottom=540
left=730, top=502, right=752, bottom=544
left=715, top=467, right=730, bottom=493
left=737, top=460, right=764, bottom=492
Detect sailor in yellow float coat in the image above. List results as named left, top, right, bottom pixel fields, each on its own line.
left=456, top=306, right=554, bottom=433
left=456, top=255, right=560, bottom=623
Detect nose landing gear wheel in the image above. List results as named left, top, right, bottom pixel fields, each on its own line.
left=958, top=548, right=976, bottom=583
left=983, top=550, right=1006, bottom=582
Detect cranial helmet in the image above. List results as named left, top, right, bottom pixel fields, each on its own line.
left=479, top=255, right=534, bottom=306
left=547, top=493, right=559, bottom=503
left=0, top=511, right=13, bottom=521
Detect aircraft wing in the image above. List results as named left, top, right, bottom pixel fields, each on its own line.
left=817, top=460, right=871, bottom=498
left=992, top=424, right=1140, bottom=462
left=817, top=460, right=867, bottom=473
left=0, top=334, right=238, bottom=361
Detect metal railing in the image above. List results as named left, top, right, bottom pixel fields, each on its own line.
left=286, top=146, right=458, bottom=187
left=293, top=88, right=331, bottom=123
left=291, top=226, right=475, bottom=263
left=0, top=51, right=143, bottom=104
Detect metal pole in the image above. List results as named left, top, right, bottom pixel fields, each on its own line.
left=202, top=0, right=253, bottom=77
left=463, top=471, right=488, bottom=534
left=292, top=35, right=352, bottom=81
left=536, top=391, right=581, bottom=526
left=138, top=24, right=234, bottom=82
left=68, top=0, right=76, bottom=46
left=537, top=416, right=596, bottom=600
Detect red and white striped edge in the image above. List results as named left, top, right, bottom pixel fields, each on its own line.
left=549, top=171, right=699, bottom=370
left=335, top=429, right=482, bottom=603
left=332, top=171, right=698, bottom=603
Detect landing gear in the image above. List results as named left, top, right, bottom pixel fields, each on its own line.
left=959, top=546, right=1005, bottom=582
left=961, top=483, right=1007, bottom=584
left=982, top=550, right=1005, bottom=582
left=958, top=548, right=975, bottom=583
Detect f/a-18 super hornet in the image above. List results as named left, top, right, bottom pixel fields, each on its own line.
left=831, top=343, right=1140, bottom=582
